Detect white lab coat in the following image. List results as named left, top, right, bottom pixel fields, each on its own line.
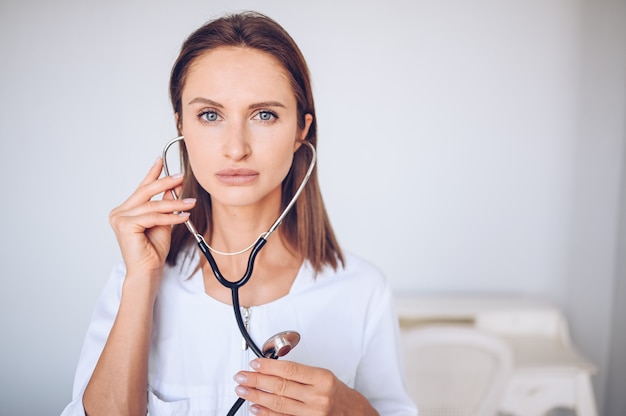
left=61, top=250, right=417, bottom=415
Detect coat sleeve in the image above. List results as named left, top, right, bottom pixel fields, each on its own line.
left=355, top=278, right=418, bottom=416
left=59, top=264, right=126, bottom=416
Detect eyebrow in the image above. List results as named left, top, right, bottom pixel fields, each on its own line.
left=188, top=97, right=286, bottom=109
left=188, top=97, right=223, bottom=107
left=248, top=101, right=286, bottom=110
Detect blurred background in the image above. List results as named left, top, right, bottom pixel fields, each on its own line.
left=0, top=0, right=624, bottom=414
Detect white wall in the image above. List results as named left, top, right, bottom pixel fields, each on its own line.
left=605, top=7, right=626, bottom=411
left=607, top=111, right=626, bottom=415
left=564, top=1, right=626, bottom=413
left=0, top=0, right=624, bottom=414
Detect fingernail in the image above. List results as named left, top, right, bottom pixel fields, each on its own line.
left=250, top=405, right=260, bottom=415
left=250, top=359, right=261, bottom=370
left=233, top=372, right=247, bottom=383
left=235, top=385, right=249, bottom=397
left=171, top=173, right=183, bottom=179
left=177, top=212, right=190, bottom=217
left=154, top=156, right=162, bottom=165
left=182, top=198, right=196, bottom=204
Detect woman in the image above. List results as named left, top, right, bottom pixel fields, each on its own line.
left=61, top=11, right=416, bottom=416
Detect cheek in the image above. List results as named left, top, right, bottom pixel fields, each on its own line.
left=278, top=153, right=296, bottom=181
left=183, top=141, right=217, bottom=190
left=261, top=144, right=296, bottom=184
left=184, top=141, right=203, bottom=167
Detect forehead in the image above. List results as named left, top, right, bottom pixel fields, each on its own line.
left=182, top=46, right=295, bottom=104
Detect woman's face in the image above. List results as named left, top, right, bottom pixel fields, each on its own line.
left=179, top=46, right=312, bottom=210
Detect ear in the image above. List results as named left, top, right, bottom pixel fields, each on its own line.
left=294, top=114, right=314, bottom=150
left=300, top=114, right=313, bottom=140
left=175, top=112, right=182, bottom=134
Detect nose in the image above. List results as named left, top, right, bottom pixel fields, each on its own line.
left=222, top=121, right=251, bottom=161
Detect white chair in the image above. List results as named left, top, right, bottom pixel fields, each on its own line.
left=401, top=325, right=513, bottom=416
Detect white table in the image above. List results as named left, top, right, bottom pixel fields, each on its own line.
left=395, top=295, right=597, bottom=416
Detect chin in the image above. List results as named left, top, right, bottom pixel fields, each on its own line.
left=211, top=189, right=280, bottom=209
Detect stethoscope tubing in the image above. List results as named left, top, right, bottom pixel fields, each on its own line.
left=162, top=136, right=316, bottom=415
left=198, top=236, right=268, bottom=358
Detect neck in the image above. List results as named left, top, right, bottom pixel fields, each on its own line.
left=209, top=203, right=280, bottom=255
left=201, top=191, right=303, bottom=305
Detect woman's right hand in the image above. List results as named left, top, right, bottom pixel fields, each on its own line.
left=109, top=157, right=197, bottom=279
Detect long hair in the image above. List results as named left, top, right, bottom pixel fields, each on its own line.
left=166, top=11, right=344, bottom=272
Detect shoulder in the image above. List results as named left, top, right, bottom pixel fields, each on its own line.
left=305, top=251, right=396, bottom=342
left=342, top=251, right=385, bottom=277
left=308, top=251, right=391, bottom=308
left=320, top=250, right=387, bottom=287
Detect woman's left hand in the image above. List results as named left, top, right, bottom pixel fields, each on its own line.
left=233, top=358, right=379, bottom=416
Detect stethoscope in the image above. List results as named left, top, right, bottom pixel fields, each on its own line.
left=162, top=136, right=316, bottom=415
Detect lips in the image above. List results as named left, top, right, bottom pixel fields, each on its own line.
left=215, top=168, right=259, bottom=185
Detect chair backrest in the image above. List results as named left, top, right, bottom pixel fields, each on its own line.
left=401, top=325, right=513, bottom=416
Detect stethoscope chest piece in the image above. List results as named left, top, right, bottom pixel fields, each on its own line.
left=262, top=331, right=301, bottom=359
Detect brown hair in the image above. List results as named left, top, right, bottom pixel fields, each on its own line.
left=166, top=11, right=344, bottom=272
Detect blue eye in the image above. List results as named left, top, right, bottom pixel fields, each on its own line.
left=257, top=111, right=277, bottom=122
left=199, top=110, right=219, bottom=122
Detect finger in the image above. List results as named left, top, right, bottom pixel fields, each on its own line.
left=249, top=359, right=319, bottom=385
left=117, top=198, right=196, bottom=219
left=249, top=403, right=290, bottom=416
left=110, top=196, right=194, bottom=231
left=162, top=180, right=188, bottom=202
left=162, top=182, right=184, bottom=201
left=112, top=211, right=191, bottom=234
left=120, top=173, right=185, bottom=211
left=138, top=157, right=165, bottom=187
left=235, top=370, right=309, bottom=401
left=235, top=383, right=304, bottom=415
